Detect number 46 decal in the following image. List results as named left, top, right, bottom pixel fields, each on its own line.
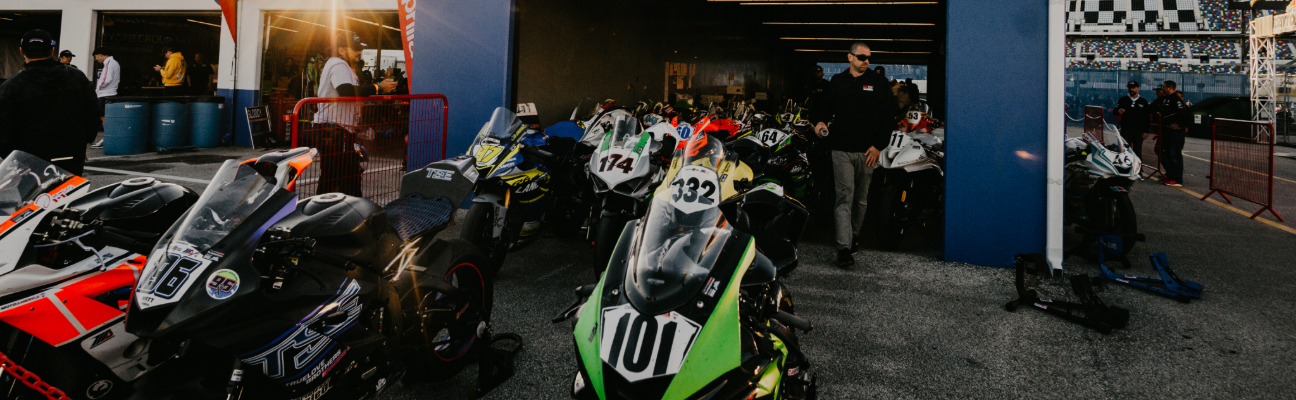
left=600, top=304, right=702, bottom=383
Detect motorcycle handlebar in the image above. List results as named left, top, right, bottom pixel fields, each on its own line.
left=522, top=146, right=556, bottom=161
left=772, top=310, right=814, bottom=333
left=97, top=226, right=158, bottom=256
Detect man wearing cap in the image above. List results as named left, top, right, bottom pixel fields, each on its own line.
left=153, top=47, right=186, bottom=96
left=0, top=29, right=100, bottom=175
left=1153, top=80, right=1190, bottom=187
left=309, top=32, right=397, bottom=197
left=811, top=41, right=896, bottom=268
left=1114, top=81, right=1150, bottom=158
left=807, top=65, right=831, bottom=109
left=58, top=50, right=79, bottom=70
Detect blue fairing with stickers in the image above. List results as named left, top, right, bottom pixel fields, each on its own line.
left=240, top=279, right=364, bottom=387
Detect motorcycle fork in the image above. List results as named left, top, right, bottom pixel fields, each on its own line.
left=492, top=190, right=510, bottom=239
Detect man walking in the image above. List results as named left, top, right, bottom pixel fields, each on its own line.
left=153, top=47, right=186, bottom=96
left=1154, top=80, right=1190, bottom=187
left=90, top=48, right=120, bottom=149
left=0, top=29, right=100, bottom=175
left=812, top=42, right=896, bottom=268
left=1114, top=81, right=1150, bottom=158
left=310, top=32, right=396, bottom=197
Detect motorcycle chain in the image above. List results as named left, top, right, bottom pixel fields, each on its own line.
left=0, top=350, right=72, bottom=400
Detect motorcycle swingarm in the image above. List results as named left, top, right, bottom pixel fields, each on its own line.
left=1005, top=254, right=1130, bottom=334
left=1094, top=236, right=1203, bottom=302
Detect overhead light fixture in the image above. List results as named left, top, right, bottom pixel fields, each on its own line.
left=0, top=17, right=11, bottom=21
left=187, top=19, right=221, bottom=28
left=765, top=22, right=936, bottom=26
left=270, top=26, right=299, bottom=33
left=737, top=2, right=939, bottom=4
left=277, top=15, right=350, bottom=32
left=345, top=16, right=400, bottom=32
left=794, top=49, right=932, bottom=54
left=781, top=37, right=932, bottom=42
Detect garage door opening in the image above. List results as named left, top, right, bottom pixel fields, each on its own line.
left=0, top=12, right=63, bottom=80
left=96, top=12, right=222, bottom=96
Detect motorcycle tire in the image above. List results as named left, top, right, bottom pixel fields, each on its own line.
left=459, top=202, right=508, bottom=274
left=411, top=242, right=491, bottom=378
left=1101, top=192, right=1139, bottom=255
left=875, top=184, right=907, bottom=251
left=594, top=214, right=630, bottom=277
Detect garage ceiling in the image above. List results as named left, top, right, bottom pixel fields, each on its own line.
left=700, top=0, right=947, bottom=65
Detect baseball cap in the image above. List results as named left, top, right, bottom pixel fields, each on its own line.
left=1127, top=81, right=1139, bottom=88
left=20, top=29, right=55, bottom=51
left=814, top=65, right=823, bottom=72
left=59, top=50, right=75, bottom=58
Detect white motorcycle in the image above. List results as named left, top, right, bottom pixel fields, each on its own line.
left=586, top=114, right=676, bottom=272
left=1064, top=132, right=1142, bottom=255
left=873, top=129, right=946, bottom=251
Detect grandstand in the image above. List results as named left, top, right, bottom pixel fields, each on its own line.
left=1065, top=0, right=1269, bottom=74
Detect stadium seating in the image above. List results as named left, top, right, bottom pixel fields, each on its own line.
left=1189, top=40, right=1240, bottom=58
left=1199, top=0, right=1244, bottom=32
left=1078, top=39, right=1138, bottom=58
left=1068, top=60, right=1123, bottom=70
left=1187, top=64, right=1240, bottom=74
left=1126, top=60, right=1182, bottom=72
left=1143, top=40, right=1187, bottom=58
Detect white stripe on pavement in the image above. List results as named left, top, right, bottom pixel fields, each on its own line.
left=83, top=167, right=211, bottom=184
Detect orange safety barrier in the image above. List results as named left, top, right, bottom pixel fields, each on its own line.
left=291, top=94, right=448, bottom=206
left=1202, top=118, right=1283, bottom=221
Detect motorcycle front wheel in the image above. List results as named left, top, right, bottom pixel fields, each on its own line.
left=1099, top=192, right=1139, bottom=255
left=594, top=214, right=631, bottom=278
left=459, top=202, right=509, bottom=274
left=875, top=184, right=907, bottom=251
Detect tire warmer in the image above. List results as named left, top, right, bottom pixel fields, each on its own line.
left=1005, top=254, right=1130, bottom=334
left=1093, top=236, right=1203, bottom=303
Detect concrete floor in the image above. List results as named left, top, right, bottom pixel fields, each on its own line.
left=75, top=139, right=1296, bottom=399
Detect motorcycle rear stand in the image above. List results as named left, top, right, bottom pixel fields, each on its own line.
left=470, top=332, right=524, bottom=398
left=1005, top=254, right=1130, bottom=334
left=1091, top=236, right=1203, bottom=303
left=1064, top=226, right=1145, bottom=269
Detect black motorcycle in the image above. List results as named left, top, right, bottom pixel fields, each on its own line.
left=125, top=148, right=512, bottom=399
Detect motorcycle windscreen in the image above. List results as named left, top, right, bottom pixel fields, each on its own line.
left=625, top=132, right=733, bottom=317
left=468, top=107, right=525, bottom=172
left=579, top=109, right=634, bottom=148
left=590, top=114, right=656, bottom=190
left=0, top=151, right=74, bottom=216
left=130, top=160, right=296, bottom=333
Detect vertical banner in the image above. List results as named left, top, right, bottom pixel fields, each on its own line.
left=398, top=0, right=415, bottom=87
left=216, top=0, right=238, bottom=42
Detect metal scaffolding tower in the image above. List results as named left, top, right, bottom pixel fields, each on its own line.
left=1251, top=18, right=1278, bottom=123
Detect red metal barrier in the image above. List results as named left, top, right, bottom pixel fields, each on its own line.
left=1202, top=118, right=1283, bottom=221
left=1084, top=105, right=1106, bottom=145
left=291, top=94, right=449, bottom=206
left=1142, top=113, right=1166, bottom=180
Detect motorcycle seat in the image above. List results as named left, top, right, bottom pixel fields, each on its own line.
left=382, top=195, right=455, bottom=241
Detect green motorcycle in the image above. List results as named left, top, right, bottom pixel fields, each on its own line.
left=556, top=132, right=817, bottom=400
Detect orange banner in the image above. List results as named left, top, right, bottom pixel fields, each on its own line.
left=217, top=0, right=237, bottom=43
left=398, top=0, right=415, bottom=87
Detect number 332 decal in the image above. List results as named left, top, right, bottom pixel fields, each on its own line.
left=600, top=304, right=702, bottom=383
left=669, top=166, right=720, bottom=214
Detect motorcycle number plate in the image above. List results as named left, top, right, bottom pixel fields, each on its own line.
left=1111, top=152, right=1135, bottom=170
left=472, top=144, right=505, bottom=167
left=888, top=131, right=906, bottom=149
left=599, top=304, right=701, bottom=383
left=757, top=128, right=789, bottom=148
left=668, top=166, right=721, bottom=214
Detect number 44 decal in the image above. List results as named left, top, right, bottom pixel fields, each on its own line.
left=599, top=304, right=702, bottom=383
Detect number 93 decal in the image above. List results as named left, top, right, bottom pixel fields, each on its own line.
left=668, top=165, right=721, bottom=214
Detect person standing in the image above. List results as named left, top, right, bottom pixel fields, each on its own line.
left=188, top=52, right=214, bottom=96
left=310, top=32, right=396, bottom=197
left=811, top=41, right=896, bottom=268
left=1154, top=80, right=1190, bottom=187
left=0, top=29, right=99, bottom=175
left=153, top=47, right=186, bottom=96
left=89, top=48, right=120, bottom=149
left=58, top=50, right=79, bottom=70
left=807, top=65, right=831, bottom=109
left=1114, top=81, right=1150, bottom=158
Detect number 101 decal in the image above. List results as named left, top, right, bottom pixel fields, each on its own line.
left=599, top=304, right=702, bottom=383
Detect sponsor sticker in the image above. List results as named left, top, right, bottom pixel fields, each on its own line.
left=89, top=329, right=115, bottom=349
left=426, top=169, right=455, bottom=181
left=206, top=269, right=240, bottom=300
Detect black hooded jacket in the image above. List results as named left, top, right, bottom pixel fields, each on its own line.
left=811, top=69, right=896, bottom=152
left=0, top=59, right=99, bottom=162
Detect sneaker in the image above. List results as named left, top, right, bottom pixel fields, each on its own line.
left=836, top=249, right=855, bottom=268
left=850, top=236, right=860, bottom=254
left=1164, top=180, right=1182, bottom=187
left=90, top=140, right=104, bottom=149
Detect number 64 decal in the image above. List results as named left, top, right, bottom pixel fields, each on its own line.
left=600, top=304, right=702, bottom=383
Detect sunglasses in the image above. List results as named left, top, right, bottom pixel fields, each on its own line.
left=849, top=53, right=870, bottom=61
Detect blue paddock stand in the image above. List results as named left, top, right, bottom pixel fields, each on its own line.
left=1094, top=236, right=1204, bottom=303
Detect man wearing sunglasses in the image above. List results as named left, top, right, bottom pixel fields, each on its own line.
left=811, top=41, right=897, bottom=268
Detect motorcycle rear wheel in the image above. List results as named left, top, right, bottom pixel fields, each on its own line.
left=875, top=184, right=907, bottom=251
left=415, top=245, right=490, bottom=377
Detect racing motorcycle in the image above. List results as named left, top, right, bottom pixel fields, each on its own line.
left=126, top=148, right=506, bottom=399
left=872, top=125, right=946, bottom=251
left=0, top=150, right=197, bottom=400
left=586, top=114, right=676, bottom=273
left=1064, top=132, right=1141, bottom=255
left=725, top=119, right=816, bottom=202
left=556, top=132, right=816, bottom=400
left=460, top=107, right=556, bottom=271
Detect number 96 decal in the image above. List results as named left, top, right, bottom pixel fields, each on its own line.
left=668, top=166, right=720, bottom=214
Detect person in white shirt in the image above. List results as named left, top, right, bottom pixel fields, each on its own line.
left=308, top=32, right=396, bottom=196
left=90, top=48, right=119, bottom=149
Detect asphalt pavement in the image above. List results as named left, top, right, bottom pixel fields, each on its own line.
left=74, top=141, right=1296, bottom=399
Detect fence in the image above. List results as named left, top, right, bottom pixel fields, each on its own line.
left=1142, top=113, right=1166, bottom=180
left=292, top=94, right=449, bottom=206
left=1066, top=69, right=1248, bottom=138
left=1202, top=118, right=1283, bottom=221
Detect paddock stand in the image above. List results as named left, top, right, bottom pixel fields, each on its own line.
left=1092, top=236, right=1203, bottom=303
left=1065, top=226, right=1146, bottom=269
left=470, top=329, right=524, bottom=398
left=1005, top=254, right=1130, bottom=334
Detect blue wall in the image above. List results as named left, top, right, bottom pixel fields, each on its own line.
left=412, top=0, right=516, bottom=157
left=944, top=0, right=1049, bottom=266
left=217, top=88, right=259, bottom=147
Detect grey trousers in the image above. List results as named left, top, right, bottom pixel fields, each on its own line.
left=831, top=150, right=874, bottom=250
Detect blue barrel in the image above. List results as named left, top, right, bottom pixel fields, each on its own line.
left=151, top=101, right=190, bottom=149
left=103, top=99, right=150, bottom=155
left=190, top=97, right=224, bottom=148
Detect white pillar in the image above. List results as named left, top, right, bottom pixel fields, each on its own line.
left=1047, top=0, right=1065, bottom=272
left=57, top=7, right=96, bottom=80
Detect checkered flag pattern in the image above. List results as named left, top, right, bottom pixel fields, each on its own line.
left=1068, top=0, right=1202, bottom=31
